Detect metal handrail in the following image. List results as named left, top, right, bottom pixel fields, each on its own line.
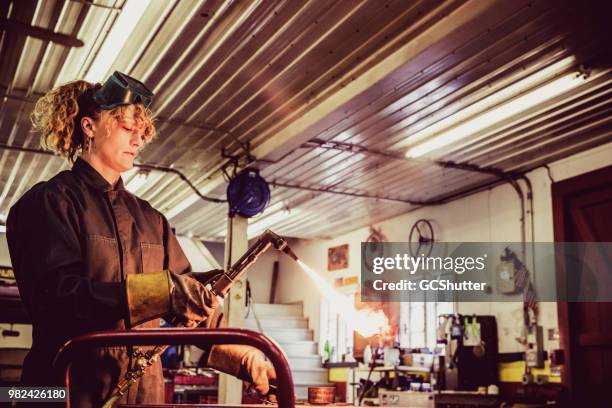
left=52, top=328, right=295, bottom=408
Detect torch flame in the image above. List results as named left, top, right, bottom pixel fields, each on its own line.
left=296, top=260, right=390, bottom=337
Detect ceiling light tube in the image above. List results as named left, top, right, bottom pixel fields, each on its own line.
left=406, top=73, right=584, bottom=158
left=84, top=0, right=151, bottom=82
left=404, top=57, right=582, bottom=158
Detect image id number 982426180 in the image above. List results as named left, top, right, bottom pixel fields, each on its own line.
left=1, top=387, right=67, bottom=403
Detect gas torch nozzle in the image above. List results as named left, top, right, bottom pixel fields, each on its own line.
left=264, top=229, right=299, bottom=261
left=281, top=245, right=299, bottom=261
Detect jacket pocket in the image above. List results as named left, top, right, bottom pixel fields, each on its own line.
left=140, top=242, right=165, bottom=274
left=85, top=234, right=120, bottom=281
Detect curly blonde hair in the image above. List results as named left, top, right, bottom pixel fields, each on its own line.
left=31, top=80, right=156, bottom=162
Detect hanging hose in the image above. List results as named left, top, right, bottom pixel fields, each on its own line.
left=246, top=280, right=265, bottom=334
left=519, top=175, right=537, bottom=292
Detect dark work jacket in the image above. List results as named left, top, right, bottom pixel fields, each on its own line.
left=6, top=158, right=192, bottom=407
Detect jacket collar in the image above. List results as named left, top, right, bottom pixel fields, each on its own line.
left=72, top=158, right=126, bottom=192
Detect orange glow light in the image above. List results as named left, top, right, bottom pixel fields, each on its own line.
left=297, top=260, right=391, bottom=337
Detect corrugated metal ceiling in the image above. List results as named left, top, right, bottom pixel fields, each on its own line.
left=0, top=0, right=611, bottom=241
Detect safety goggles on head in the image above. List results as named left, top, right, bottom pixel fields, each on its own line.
left=92, top=71, right=154, bottom=110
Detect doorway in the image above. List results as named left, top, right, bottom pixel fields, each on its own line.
left=552, top=164, right=612, bottom=406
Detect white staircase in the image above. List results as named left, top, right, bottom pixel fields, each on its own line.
left=245, top=302, right=329, bottom=400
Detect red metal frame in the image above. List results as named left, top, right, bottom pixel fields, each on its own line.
left=53, top=328, right=295, bottom=408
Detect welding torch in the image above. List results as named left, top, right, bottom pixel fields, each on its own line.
left=101, top=229, right=297, bottom=408
left=196, top=229, right=299, bottom=297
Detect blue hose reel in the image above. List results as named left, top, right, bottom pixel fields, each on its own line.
left=226, top=168, right=271, bottom=218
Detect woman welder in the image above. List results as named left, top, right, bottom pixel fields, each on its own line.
left=6, top=72, right=275, bottom=407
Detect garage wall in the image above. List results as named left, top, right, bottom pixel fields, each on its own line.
left=275, top=141, right=612, bottom=354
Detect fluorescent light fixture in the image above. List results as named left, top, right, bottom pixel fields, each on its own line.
left=405, top=57, right=582, bottom=158
left=125, top=170, right=149, bottom=193
left=84, top=0, right=151, bottom=82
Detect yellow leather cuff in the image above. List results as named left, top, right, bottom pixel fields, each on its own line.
left=126, top=271, right=171, bottom=327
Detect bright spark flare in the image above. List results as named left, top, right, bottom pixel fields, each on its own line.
left=297, top=260, right=389, bottom=337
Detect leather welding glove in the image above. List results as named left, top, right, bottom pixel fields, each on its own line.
left=125, top=270, right=219, bottom=327
left=206, top=344, right=277, bottom=395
